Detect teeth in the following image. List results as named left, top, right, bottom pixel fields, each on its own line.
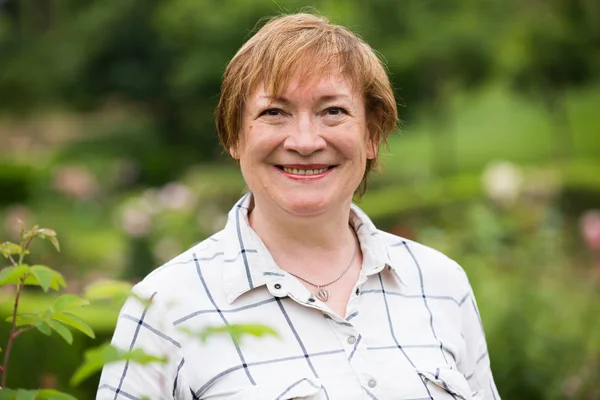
left=282, top=167, right=329, bottom=175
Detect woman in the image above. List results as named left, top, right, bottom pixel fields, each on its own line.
left=98, top=13, right=500, bottom=400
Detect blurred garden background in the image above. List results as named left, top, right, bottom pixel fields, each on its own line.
left=1, top=0, right=599, bottom=398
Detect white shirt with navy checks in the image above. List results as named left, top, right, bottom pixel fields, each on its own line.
left=97, top=193, right=500, bottom=399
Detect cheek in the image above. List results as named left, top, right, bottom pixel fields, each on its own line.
left=250, top=129, right=285, bottom=154
left=238, top=128, right=283, bottom=166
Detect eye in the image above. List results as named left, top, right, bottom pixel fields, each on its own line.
left=325, top=107, right=347, bottom=116
left=260, top=108, right=282, bottom=117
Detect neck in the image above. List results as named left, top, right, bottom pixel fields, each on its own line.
left=248, top=196, right=357, bottom=275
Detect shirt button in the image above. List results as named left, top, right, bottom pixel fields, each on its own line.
left=368, top=379, right=377, bottom=388
left=274, top=283, right=282, bottom=289
left=347, top=336, right=357, bottom=345
left=355, top=287, right=360, bottom=295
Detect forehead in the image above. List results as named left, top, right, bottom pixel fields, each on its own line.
left=247, top=71, right=361, bottom=107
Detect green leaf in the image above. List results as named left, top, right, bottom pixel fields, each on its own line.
left=36, top=228, right=57, bottom=237
left=71, top=342, right=166, bottom=386
left=7, top=313, right=42, bottom=327
left=126, top=348, right=168, bottom=364
left=37, top=389, right=77, bottom=400
left=14, top=391, right=36, bottom=400
left=35, top=321, right=52, bottom=336
left=46, top=319, right=73, bottom=344
left=70, top=343, right=117, bottom=386
left=35, top=229, right=60, bottom=252
left=0, top=264, right=29, bottom=286
left=26, top=265, right=66, bottom=292
left=0, top=389, right=17, bottom=400
left=52, top=312, right=95, bottom=339
left=84, top=280, right=133, bottom=303
left=0, top=388, right=77, bottom=400
left=0, top=242, right=23, bottom=258
left=52, top=294, right=90, bottom=312
left=182, top=323, right=278, bottom=343
left=231, top=323, right=279, bottom=339
left=49, top=236, right=60, bottom=252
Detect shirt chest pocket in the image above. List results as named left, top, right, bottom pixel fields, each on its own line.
left=228, top=377, right=324, bottom=400
left=417, top=367, right=483, bottom=400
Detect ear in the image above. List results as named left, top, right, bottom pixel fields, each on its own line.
left=229, top=145, right=239, bottom=160
left=365, top=123, right=378, bottom=160
left=366, top=137, right=377, bottom=160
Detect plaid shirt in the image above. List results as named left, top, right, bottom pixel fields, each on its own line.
left=97, top=193, right=500, bottom=400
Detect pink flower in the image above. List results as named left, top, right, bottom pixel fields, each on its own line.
left=580, top=210, right=600, bottom=251
left=53, top=165, right=99, bottom=200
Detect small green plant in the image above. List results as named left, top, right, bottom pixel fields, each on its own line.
left=0, top=223, right=171, bottom=398
left=0, top=222, right=278, bottom=399
left=0, top=222, right=92, bottom=399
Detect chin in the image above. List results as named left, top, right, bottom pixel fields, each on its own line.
left=279, top=194, right=335, bottom=217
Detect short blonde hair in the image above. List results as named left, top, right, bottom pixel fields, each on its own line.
left=216, top=13, right=397, bottom=196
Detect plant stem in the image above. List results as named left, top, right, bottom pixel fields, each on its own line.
left=1, top=230, right=34, bottom=386
left=1, top=280, right=23, bottom=387
left=7, top=254, right=17, bottom=267
left=18, top=235, right=33, bottom=267
left=12, top=328, right=28, bottom=340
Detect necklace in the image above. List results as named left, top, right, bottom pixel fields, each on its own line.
left=287, top=230, right=358, bottom=302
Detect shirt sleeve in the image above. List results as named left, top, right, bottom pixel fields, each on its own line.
left=96, top=285, right=192, bottom=400
left=458, top=274, right=501, bottom=400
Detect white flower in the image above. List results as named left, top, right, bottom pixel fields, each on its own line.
left=482, top=161, right=523, bottom=206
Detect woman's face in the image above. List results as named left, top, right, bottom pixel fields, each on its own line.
left=232, top=71, right=375, bottom=218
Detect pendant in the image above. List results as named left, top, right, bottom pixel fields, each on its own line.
left=316, top=288, right=329, bottom=302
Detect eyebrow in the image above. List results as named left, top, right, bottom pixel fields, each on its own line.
left=259, top=94, right=352, bottom=104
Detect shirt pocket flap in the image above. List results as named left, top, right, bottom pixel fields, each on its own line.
left=230, top=377, right=323, bottom=400
left=417, top=367, right=481, bottom=400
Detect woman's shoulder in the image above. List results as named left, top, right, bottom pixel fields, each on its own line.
left=132, top=231, right=227, bottom=299
left=376, top=230, right=471, bottom=291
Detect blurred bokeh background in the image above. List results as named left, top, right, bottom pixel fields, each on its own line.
left=1, top=0, right=599, bottom=398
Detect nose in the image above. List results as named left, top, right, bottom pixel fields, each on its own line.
left=282, top=113, right=327, bottom=156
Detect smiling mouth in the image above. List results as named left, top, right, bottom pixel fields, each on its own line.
left=277, top=166, right=334, bottom=175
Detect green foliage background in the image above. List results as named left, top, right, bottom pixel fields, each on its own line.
left=1, top=0, right=600, bottom=398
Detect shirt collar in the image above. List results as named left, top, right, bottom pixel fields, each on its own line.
left=221, top=193, right=403, bottom=304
